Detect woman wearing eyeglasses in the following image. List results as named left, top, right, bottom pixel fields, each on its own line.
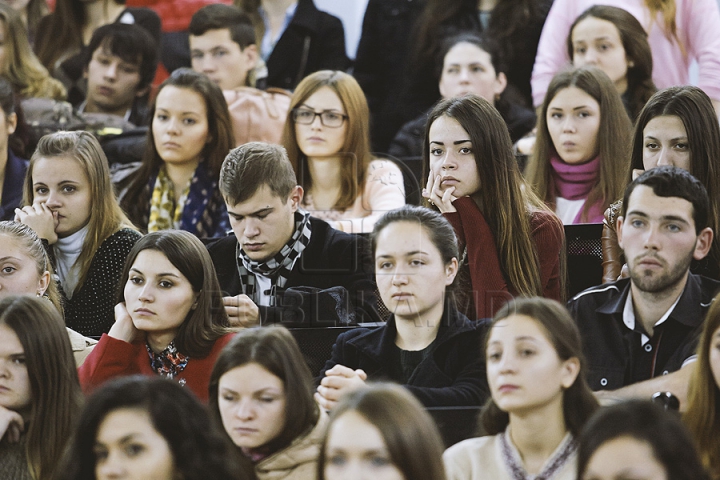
left=283, top=70, right=405, bottom=234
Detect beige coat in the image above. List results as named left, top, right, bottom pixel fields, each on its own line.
left=255, top=408, right=328, bottom=480
left=66, top=327, right=97, bottom=366
left=444, top=434, right=577, bottom=480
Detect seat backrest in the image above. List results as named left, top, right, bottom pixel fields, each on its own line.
left=289, top=326, right=361, bottom=378
left=564, top=223, right=604, bottom=297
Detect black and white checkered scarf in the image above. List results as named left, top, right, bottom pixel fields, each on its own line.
left=236, top=210, right=312, bottom=304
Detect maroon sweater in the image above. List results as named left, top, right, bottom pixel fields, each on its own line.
left=444, top=196, right=563, bottom=318
left=79, top=333, right=234, bottom=403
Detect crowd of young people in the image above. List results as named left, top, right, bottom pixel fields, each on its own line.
left=2, top=0, right=720, bottom=479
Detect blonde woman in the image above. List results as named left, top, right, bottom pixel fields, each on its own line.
left=15, top=131, right=140, bottom=337
left=0, top=3, right=65, bottom=100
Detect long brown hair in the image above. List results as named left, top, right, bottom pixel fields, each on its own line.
left=628, top=86, right=720, bottom=276
left=282, top=70, right=373, bottom=211
left=645, top=0, right=684, bottom=55
left=23, top=131, right=135, bottom=291
left=684, top=293, right=720, bottom=477
left=423, top=94, right=554, bottom=299
left=0, top=295, right=83, bottom=480
left=526, top=66, right=630, bottom=222
left=0, top=3, right=65, bottom=100
left=479, top=297, right=599, bottom=436
left=119, top=68, right=234, bottom=227
left=209, top=326, right=319, bottom=455
left=318, top=383, right=447, bottom=480
left=118, top=230, right=232, bottom=358
left=568, top=5, right=657, bottom=120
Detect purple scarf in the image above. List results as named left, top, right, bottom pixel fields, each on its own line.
left=550, top=154, right=605, bottom=223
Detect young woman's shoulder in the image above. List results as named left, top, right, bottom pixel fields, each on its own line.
left=529, top=208, right=564, bottom=235
left=104, top=228, right=142, bottom=247
left=443, top=435, right=503, bottom=480
left=256, top=408, right=328, bottom=480
left=365, top=159, right=404, bottom=183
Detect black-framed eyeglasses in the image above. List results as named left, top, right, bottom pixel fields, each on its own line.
left=292, top=108, right=348, bottom=128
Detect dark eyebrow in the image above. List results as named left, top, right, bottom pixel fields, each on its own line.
left=429, top=140, right=471, bottom=145
left=229, top=207, right=273, bottom=219
left=644, top=134, right=688, bottom=142
left=626, top=210, right=691, bottom=226
left=129, top=267, right=180, bottom=279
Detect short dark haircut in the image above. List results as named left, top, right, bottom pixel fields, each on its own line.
left=622, top=165, right=710, bottom=234
left=84, top=23, right=159, bottom=92
left=209, top=326, right=319, bottom=455
left=577, top=400, right=710, bottom=480
left=220, top=142, right=297, bottom=205
left=189, top=4, right=256, bottom=50
left=59, top=376, right=248, bottom=480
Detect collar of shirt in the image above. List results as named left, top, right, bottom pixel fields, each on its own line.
left=77, top=100, right=132, bottom=122
left=622, top=288, right=683, bottom=346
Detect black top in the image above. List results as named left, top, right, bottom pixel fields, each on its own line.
left=567, top=275, right=720, bottom=390
left=206, top=217, right=377, bottom=324
left=265, top=0, right=350, bottom=90
left=318, top=305, right=489, bottom=407
left=47, top=228, right=142, bottom=337
left=0, top=150, right=28, bottom=221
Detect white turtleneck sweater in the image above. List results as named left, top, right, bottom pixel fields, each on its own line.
left=54, top=226, right=88, bottom=299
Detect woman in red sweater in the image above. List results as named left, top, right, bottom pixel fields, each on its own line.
left=423, top=94, right=564, bottom=319
left=79, top=229, right=234, bottom=402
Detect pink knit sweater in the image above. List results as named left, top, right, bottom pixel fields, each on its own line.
left=531, top=0, right=720, bottom=106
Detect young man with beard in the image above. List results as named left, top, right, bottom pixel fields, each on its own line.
left=568, top=166, right=719, bottom=407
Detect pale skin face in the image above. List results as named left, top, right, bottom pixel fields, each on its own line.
left=374, top=221, right=457, bottom=325
left=152, top=85, right=210, bottom=169
left=190, top=28, right=258, bottom=90
left=424, top=115, right=481, bottom=212
left=571, top=16, right=630, bottom=94
left=711, top=326, right=720, bottom=392
left=438, top=42, right=507, bottom=102
left=222, top=185, right=302, bottom=328
left=94, top=408, right=177, bottom=480
left=486, top=314, right=579, bottom=416
left=617, top=185, right=712, bottom=295
left=323, top=411, right=405, bottom=480
left=0, top=324, right=28, bottom=444
left=582, top=435, right=668, bottom=480
left=546, top=86, right=601, bottom=165
left=123, top=249, right=197, bottom=353
left=0, top=235, right=50, bottom=298
left=84, top=46, right=146, bottom=117
left=294, top=86, right=348, bottom=160
left=24, top=156, right=93, bottom=239
left=641, top=115, right=691, bottom=172
left=217, top=362, right=287, bottom=449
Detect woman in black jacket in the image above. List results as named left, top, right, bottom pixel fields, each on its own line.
left=315, top=205, right=488, bottom=409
